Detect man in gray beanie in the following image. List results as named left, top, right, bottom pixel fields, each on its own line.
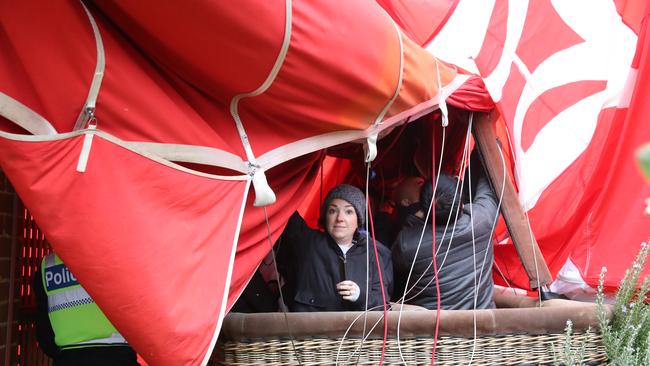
left=392, top=151, right=498, bottom=310
left=277, top=184, right=393, bottom=312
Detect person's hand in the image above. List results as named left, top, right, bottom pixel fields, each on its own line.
left=336, top=280, right=360, bottom=302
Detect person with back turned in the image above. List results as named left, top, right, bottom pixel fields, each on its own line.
left=392, top=153, right=498, bottom=310
left=34, top=253, right=139, bottom=365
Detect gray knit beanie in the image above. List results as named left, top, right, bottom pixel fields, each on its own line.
left=421, top=174, right=462, bottom=223
left=320, top=184, right=366, bottom=228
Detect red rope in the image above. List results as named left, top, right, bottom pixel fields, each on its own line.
left=319, top=155, right=324, bottom=205
left=429, top=211, right=441, bottom=366
left=430, top=123, right=441, bottom=366
left=367, top=200, right=388, bottom=366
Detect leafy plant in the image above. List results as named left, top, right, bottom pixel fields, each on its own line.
left=637, top=143, right=650, bottom=181
left=596, top=241, right=650, bottom=366
left=552, top=320, right=589, bottom=366
left=638, top=143, right=650, bottom=216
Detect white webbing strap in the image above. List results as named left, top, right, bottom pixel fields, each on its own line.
left=121, top=141, right=249, bottom=174
left=76, top=126, right=96, bottom=173
left=365, top=15, right=405, bottom=163
left=434, top=57, right=449, bottom=127
left=0, top=92, right=57, bottom=135
left=0, top=128, right=251, bottom=181
left=74, top=1, right=106, bottom=131
left=247, top=162, right=276, bottom=207
left=73, top=1, right=104, bottom=174
left=229, top=0, right=292, bottom=206
left=0, top=2, right=102, bottom=136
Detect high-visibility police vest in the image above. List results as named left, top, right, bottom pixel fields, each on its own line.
left=42, top=254, right=127, bottom=349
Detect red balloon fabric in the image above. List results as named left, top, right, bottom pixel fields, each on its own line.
left=419, top=0, right=650, bottom=291
left=0, top=134, right=249, bottom=365
left=0, top=1, right=485, bottom=364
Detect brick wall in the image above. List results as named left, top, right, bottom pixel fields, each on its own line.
left=0, top=169, right=51, bottom=366
left=0, top=169, right=17, bottom=365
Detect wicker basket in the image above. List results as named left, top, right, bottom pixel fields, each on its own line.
left=212, top=296, right=610, bottom=365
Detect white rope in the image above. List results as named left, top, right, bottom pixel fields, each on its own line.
left=398, top=123, right=470, bottom=303
left=395, top=124, right=447, bottom=365
left=400, top=166, right=466, bottom=304
left=263, top=207, right=302, bottom=365
left=396, top=115, right=475, bottom=364
left=335, top=162, right=379, bottom=366
left=465, top=114, right=477, bottom=366
left=334, top=10, right=407, bottom=359
left=403, top=113, right=508, bottom=310
left=390, top=113, right=497, bottom=366
left=336, top=303, right=387, bottom=365
left=356, top=163, right=372, bottom=364
left=434, top=127, right=471, bottom=267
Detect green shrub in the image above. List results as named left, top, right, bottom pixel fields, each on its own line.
left=596, top=241, right=650, bottom=365
left=552, top=320, right=589, bottom=366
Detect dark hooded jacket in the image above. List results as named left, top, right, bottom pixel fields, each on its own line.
left=277, top=212, right=393, bottom=312
left=392, top=175, right=497, bottom=310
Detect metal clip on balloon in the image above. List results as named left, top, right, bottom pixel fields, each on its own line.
left=76, top=108, right=98, bottom=173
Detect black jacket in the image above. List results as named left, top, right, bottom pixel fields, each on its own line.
left=230, top=270, right=278, bottom=313
left=392, top=176, right=497, bottom=310
left=277, top=212, right=393, bottom=312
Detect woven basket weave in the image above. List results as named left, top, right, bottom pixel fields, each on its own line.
left=214, top=332, right=605, bottom=365
left=211, top=296, right=610, bottom=365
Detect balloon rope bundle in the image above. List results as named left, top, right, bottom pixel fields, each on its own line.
left=335, top=162, right=389, bottom=365
left=263, top=208, right=302, bottom=365
left=367, top=197, right=389, bottom=365
left=394, top=121, right=448, bottom=365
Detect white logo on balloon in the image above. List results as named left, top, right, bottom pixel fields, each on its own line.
left=428, top=0, right=636, bottom=210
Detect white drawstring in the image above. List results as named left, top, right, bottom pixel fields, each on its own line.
left=263, top=207, right=302, bottom=365
left=398, top=123, right=470, bottom=303
left=335, top=161, right=381, bottom=366
left=395, top=123, right=448, bottom=365
left=466, top=115, right=477, bottom=366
